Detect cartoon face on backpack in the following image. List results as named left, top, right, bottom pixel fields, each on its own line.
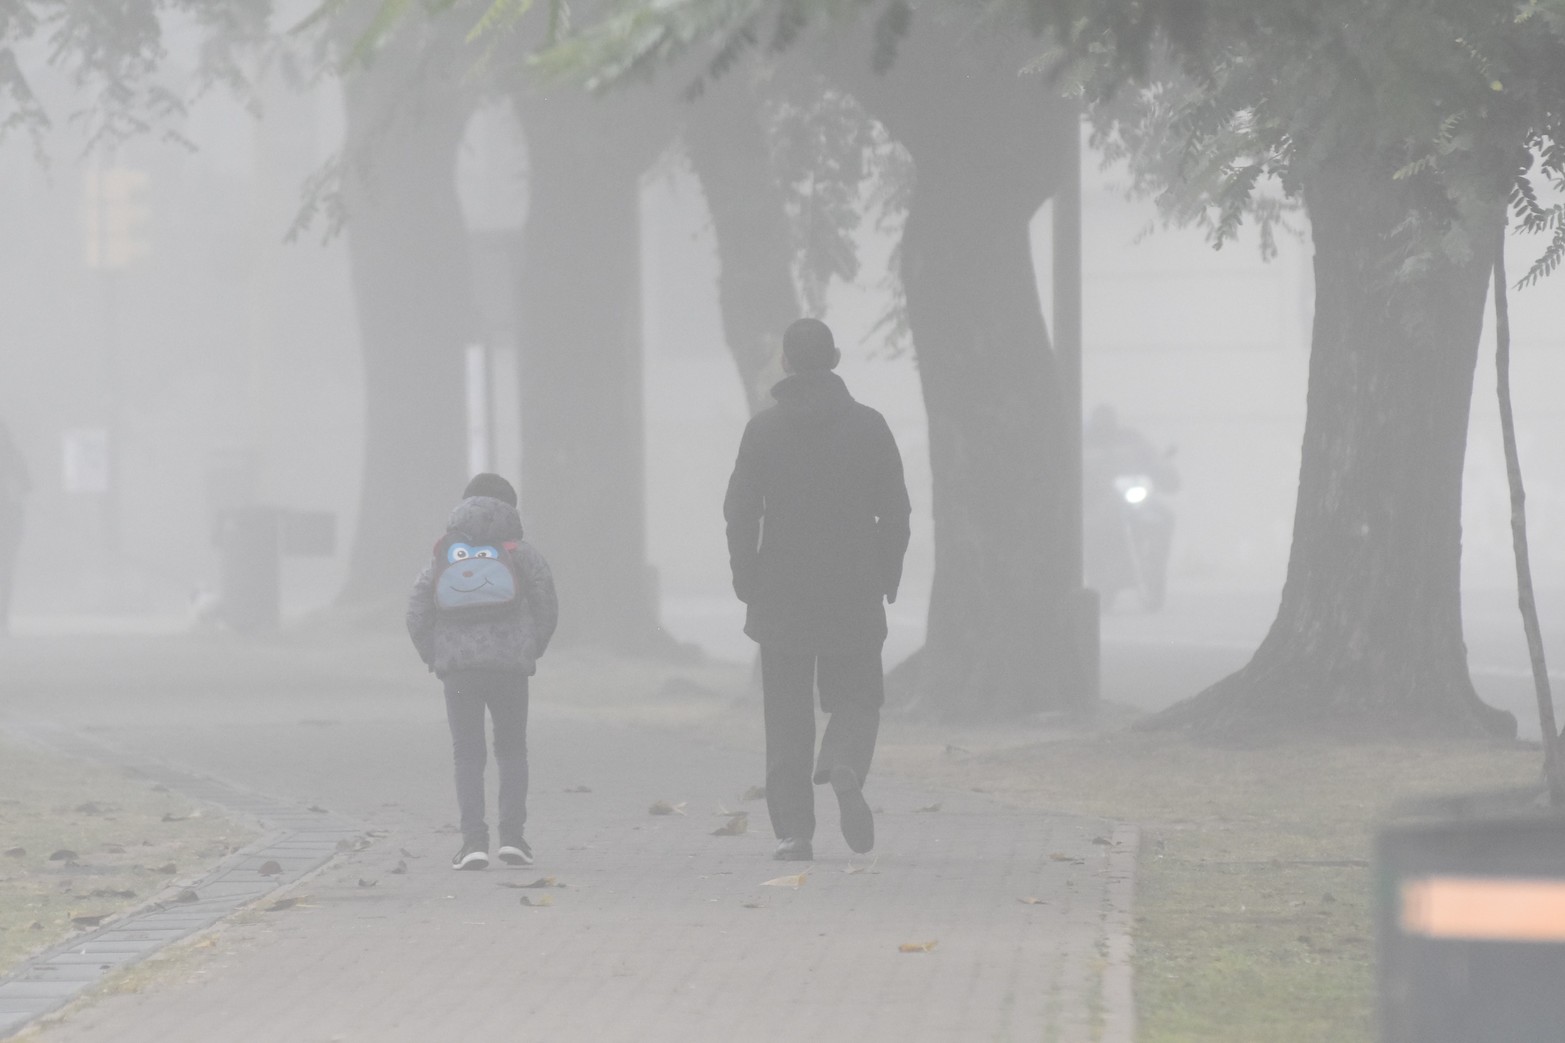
left=434, top=535, right=521, bottom=613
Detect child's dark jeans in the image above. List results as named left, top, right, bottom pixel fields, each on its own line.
left=442, top=670, right=529, bottom=848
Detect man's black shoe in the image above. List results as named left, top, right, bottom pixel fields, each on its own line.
left=830, top=765, right=874, bottom=854
left=451, top=841, right=489, bottom=871
left=773, top=838, right=814, bottom=861
left=497, top=838, right=533, bottom=867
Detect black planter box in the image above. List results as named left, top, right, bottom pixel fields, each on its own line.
left=1378, top=811, right=1565, bottom=1043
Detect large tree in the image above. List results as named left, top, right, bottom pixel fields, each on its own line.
left=1060, top=0, right=1565, bottom=739
left=682, top=75, right=800, bottom=414
left=333, top=13, right=477, bottom=604
left=505, top=79, right=677, bottom=649
left=811, top=17, right=1085, bottom=719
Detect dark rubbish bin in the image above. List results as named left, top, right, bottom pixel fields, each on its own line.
left=1378, top=811, right=1565, bottom=1043
left=216, top=506, right=280, bottom=632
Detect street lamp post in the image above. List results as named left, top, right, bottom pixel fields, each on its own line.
left=1053, top=107, right=1100, bottom=713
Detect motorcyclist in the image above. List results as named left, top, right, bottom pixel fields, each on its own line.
left=1083, top=404, right=1178, bottom=609
left=1083, top=404, right=1179, bottom=497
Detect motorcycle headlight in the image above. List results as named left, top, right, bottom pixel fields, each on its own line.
left=1123, top=485, right=1149, bottom=505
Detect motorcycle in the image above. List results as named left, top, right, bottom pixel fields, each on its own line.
left=1085, top=464, right=1175, bottom=612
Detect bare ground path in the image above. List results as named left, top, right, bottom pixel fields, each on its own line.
left=0, top=634, right=1135, bottom=1043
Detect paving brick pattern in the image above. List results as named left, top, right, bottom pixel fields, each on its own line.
left=8, top=708, right=1135, bottom=1043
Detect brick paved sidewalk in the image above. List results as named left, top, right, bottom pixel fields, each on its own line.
left=10, top=702, right=1135, bottom=1043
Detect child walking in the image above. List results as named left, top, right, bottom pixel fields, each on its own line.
left=406, top=473, right=558, bottom=870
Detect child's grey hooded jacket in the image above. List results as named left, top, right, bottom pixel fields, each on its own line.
left=406, top=496, right=558, bottom=678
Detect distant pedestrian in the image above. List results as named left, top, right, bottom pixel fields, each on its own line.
left=0, top=420, right=30, bottom=635
left=406, top=473, right=558, bottom=871
left=724, top=318, right=912, bottom=861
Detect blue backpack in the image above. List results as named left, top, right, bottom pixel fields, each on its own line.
left=433, top=533, right=523, bottom=615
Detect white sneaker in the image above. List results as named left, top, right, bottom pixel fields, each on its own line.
left=497, top=839, right=533, bottom=866
left=451, top=842, right=489, bottom=870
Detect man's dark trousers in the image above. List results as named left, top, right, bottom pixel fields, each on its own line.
left=443, top=670, right=529, bottom=848
left=761, top=645, right=882, bottom=842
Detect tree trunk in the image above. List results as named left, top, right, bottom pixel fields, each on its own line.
left=829, top=21, right=1080, bottom=718
left=684, top=81, right=799, bottom=414
left=1146, top=154, right=1516, bottom=740
left=898, top=147, right=1073, bottom=718
left=337, top=54, right=475, bottom=605
left=1490, top=229, right=1564, bottom=800
left=509, top=92, right=674, bottom=651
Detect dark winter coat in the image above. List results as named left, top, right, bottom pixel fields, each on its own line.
left=724, top=370, right=911, bottom=653
left=406, top=496, right=559, bottom=678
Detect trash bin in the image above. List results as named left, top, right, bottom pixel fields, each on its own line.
left=215, top=505, right=280, bottom=632
left=1378, top=811, right=1565, bottom=1042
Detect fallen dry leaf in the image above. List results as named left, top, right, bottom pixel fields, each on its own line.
left=1048, top=852, right=1083, bottom=863
left=519, top=894, right=554, bottom=907
left=257, top=860, right=284, bottom=877
left=741, top=786, right=766, bottom=801
left=913, top=803, right=943, bottom=814
left=389, top=860, right=408, bottom=875
left=711, top=813, right=748, bottom=837
left=899, top=940, right=939, bottom=953
left=760, top=872, right=809, bottom=890
left=649, top=800, right=687, bottom=816
left=265, top=896, right=312, bottom=912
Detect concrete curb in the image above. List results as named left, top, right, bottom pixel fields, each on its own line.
left=0, top=721, right=367, bottom=1040
left=1100, top=822, right=1140, bottom=1043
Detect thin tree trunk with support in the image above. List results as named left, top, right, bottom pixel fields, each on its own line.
left=1492, top=229, right=1565, bottom=804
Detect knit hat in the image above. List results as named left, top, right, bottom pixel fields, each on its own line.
left=462, top=472, right=517, bottom=507
left=782, top=318, right=839, bottom=371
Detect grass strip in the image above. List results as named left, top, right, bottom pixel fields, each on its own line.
left=0, top=737, right=253, bottom=976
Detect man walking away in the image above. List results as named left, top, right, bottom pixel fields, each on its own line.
left=0, top=421, right=30, bottom=635
left=724, top=318, right=912, bottom=861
